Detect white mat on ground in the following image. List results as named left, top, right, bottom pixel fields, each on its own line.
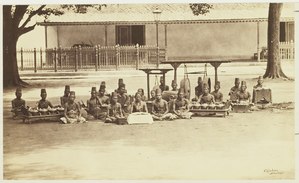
left=127, top=112, right=153, bottom=124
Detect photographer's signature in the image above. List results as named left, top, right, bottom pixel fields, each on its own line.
left=264, top=169, right=284, bottom=175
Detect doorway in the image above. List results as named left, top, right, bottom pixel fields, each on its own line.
left=116, top=25, right=145, bottom=46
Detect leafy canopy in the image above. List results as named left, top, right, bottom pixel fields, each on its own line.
left=189, top=3, right=213, bottom=15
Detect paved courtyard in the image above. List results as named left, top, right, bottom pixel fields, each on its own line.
left=3, top=61, right=296, bottom=180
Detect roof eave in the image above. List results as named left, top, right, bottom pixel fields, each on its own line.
left=37, top=17, right=294, bottom=26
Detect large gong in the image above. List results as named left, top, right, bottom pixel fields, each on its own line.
left=180, top=77, right=191, bottom=100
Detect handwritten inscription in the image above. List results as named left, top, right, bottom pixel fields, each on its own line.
left=264, top=169, right=284, bottom=175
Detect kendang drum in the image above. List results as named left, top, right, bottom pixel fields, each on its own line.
left=162, top=91, right=178, bottom=102
left=127, top=112, right=153, bottom=125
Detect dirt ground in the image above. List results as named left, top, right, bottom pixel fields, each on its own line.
left=3, top=61, right=296, bottom=180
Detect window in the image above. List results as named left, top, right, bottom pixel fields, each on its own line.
left=116, top=25, right=145, bottom=46
left=280, top=22, right=286, bottom=42
left=280, top=22, right=295, bottom=42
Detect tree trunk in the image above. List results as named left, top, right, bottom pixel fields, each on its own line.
left=264, top=3, right=288, bottom=79
left=3, top=6, right=29, bottom=88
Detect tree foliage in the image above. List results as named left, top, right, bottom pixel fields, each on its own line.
left=3, top=4, right=106, bottom=87
left=189, top=3, right=213, bottom=16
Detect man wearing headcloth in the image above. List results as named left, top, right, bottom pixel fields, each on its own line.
left=137, top=88, right=147, bottom=101
left=149, top=89, right=156, bottom=101
left=211, top=81, right=223, bottom=103
left=60, top=85, right=70, bottom=107
left=171, top=80, right=178, bottom=91
left=11, top=87, right=26, bottom=116
left=115, top=78, right=127, bottom=94
left=229, top=78, right=240, bottom=102
left=98, top=85, right=110, bottom=105
left=99, top=81, right=109, bottom=96
left=237, top=81, right=251, bottom=103
left=106, top=92, right=124, bottom=123
left=87, top=87, right=106, bottom=120
left=151, top=88, right=176, bottom=120
left=117, top=83, right=131, bottom=118
left=131, top=92, right=148, bottom=113
left=195, top=77, right=204, bottom=99
left=253, top=76, right=264, bottom=89
left=198, top=83, right=215, bottom=104
left=159, top=76, right=169, bottom=92
left=60, top=91, right=86, bottom=124
left=173, top=88, right=192, bottom=119
left=37, top=89, right=53, bottom=109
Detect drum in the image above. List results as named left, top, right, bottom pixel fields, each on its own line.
left=127, top=112, right=153, bottom=125
left=80, top=108, right=88, bottom=119
left=162, top=91, right=178, bottom=102
left=252, top=88, right=272, bottom=104
left=146, top=101, right=153, bottom=114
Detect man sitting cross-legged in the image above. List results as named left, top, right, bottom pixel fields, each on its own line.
left=11, top=87, right=26, bottom=116
left=60, top=91, right=86, bottom=124
left=173, top=88, right=193, bottom=119
left=105, top=92, right=124, bottom=123
left=151, top=88, right=176, bottom=121
left=131, top=92, right=148, bottom=113
left=87, top=87, right=107, bottom=120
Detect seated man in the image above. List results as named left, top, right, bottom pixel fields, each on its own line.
left=211, top=81, right=223, bottom=103
left=37, top=89, right=53, bottom=109
left=149, top=89, right=156, bottom=101
left=87, top=87, right=106, bottom=120
left=106, top=92, right=124, bottom=123
left=228, top=78, right=240, bottom=102
left=237, top=81, right=251, bottom=103
left=99, top=81, right=109, bottom=96
left=11, top=87, right=26, bottom=116
left=60, top=85, right=70, bottom=107
left=137, top=88, right=147, bottom=101
left=171, top=80, right=178, bottom=92
left=252, top=76, right=272, bottom=104
left=198, top=83, right=215, bottom=104
left=131, top=93, right=148, bottom=113
left=253, top=76, right=264, bottom=89
left=115, top=78, right=127, bottom=94
left=194, top=77, right=203, bottom=99
left=60, top=91, right=86, bottom=124
left=117, top=84, right=131, bottom=118
left=98, top=85, right=110, bottom=105
left=151, top=88, right=176, bottom=121
left=173, top=89, right=192, bottom=119
left=159, top=76, right=169, bottom=92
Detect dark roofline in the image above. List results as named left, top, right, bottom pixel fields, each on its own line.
left=37, top=17, right=294, bottom=26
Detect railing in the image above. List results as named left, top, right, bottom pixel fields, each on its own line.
left=279, top=41, right=294, bottom=60
left=256, top=41, right=295, bottom=61
left=17, top=45, right=166, bottom=72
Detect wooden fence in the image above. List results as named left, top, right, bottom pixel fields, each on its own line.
left=17, top=44, right=166, bottom=72
left=258, top=41, right=295, bottom=61
left=279, top=41, right=295, bottom=60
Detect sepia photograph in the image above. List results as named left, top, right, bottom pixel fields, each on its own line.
left=2, top=0, right=297, bottom=180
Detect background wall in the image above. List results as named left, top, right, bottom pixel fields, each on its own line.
left=17, top=25, right=45, bottom=49
left=17, top=21, right=268, bottom=60
left=166, top=22, right=268, bottom=59
left=145, top=24, right=166, bottom=47
left=56, top=25, right=106, bottom=47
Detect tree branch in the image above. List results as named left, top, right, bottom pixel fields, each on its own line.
left=18, top=24, right=36, bottom=37
left=19, top=5, right=46, bottom=29
left=13, top=5, right=29, bottom=27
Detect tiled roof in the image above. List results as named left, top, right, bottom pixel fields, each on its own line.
left=37, top=3, right=295, bottom=25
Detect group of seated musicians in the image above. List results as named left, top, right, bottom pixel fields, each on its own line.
left=11, top=76, right=267, bottom=124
